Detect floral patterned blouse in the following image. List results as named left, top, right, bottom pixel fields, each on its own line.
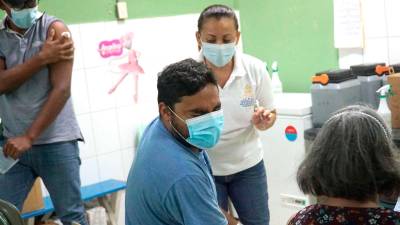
left=288, top=204, right=400, bottom=225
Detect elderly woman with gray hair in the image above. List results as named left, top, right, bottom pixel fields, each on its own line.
left=288, top=105, right=400, bottom=225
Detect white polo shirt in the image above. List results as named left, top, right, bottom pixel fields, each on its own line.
left=199, top=52, right=275, bottom=176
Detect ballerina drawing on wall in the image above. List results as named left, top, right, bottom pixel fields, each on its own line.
left=99, top=32, right=144, bottom=103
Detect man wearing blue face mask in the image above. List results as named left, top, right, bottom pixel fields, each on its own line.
left=0, top=0, right=87, bottom=225
left=125, top=59, right=231, bottom=225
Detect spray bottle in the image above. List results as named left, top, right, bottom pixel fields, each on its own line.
left=271, top=61, right=283, bottom=94
left=376, top=85, right=392, bottom=128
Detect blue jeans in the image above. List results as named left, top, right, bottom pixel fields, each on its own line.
left=0, top=140, right=87, bottom=225
left=214, top=160, right=269, bottom=225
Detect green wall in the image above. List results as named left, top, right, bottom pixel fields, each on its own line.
left=238, top=0, right=338, bottom=92
left=36, top=0, right=338, bottom=92
left=39, top=0, right=236, bottom=24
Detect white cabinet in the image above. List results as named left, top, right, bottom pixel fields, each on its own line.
left=260, top=93, right=313, bottom=225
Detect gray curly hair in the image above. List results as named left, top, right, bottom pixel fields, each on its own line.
left=297, top=105, right=400, bottom=201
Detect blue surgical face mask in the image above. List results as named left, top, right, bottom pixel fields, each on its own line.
left=201, top=41, right=236, bottom=68
left=10, top=6, right=39, bottom=29
left=169, top=107, right=224, bottom=149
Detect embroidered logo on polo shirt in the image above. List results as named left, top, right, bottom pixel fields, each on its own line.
left=240, top=84, right=256, bottom=107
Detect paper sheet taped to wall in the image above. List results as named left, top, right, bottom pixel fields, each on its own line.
left=334, top=0, right=364, bottom=48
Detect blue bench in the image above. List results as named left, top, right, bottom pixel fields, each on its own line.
left=21, top=179, right=126, bottom=224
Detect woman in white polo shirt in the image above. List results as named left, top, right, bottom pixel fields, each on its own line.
left=195, top=4, right=276, bottom=225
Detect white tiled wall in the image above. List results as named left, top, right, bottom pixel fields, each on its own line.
left=80, top=158, right=101, bottom=186
left=76, top=114, right=96, bottom=159
left=62, top=13, right=208, bottom=191
left=39, top=12, right=242, bottom=195
left=97, top=151, right=125, bottom=181
left=69, top=21, right=145, bottom=190
left=71, top=70, right=91, bottom=115
left=339, top=0, right=400, bottom=68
